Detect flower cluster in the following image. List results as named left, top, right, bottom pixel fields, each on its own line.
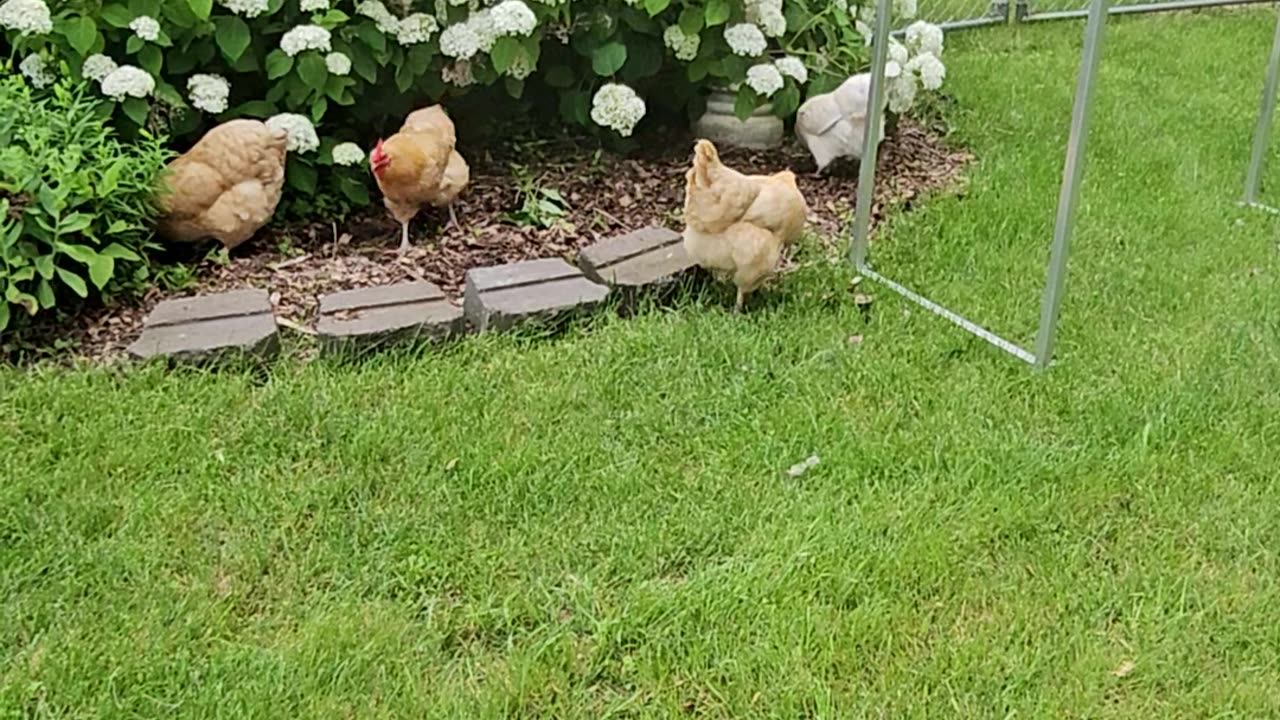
left=100, top=66, right=155, bottom=101
left=724, top=23, right=767, bottom=57
left=188, top=74, right=230, bottom=114
left=774, top=56, right=808, bottom=84
left=325, top=52, right=352, bottom=76
left=220, top=0, right=268, bottom=18
left=745, top=0, right=786, bottom=38
left=663, top=25, right=700, bottom=62
left=82, top=54, right=118, bottom=82
left=490, top=0, right=537, bottom=37
left=357, top=0, right=401, bottom=34
left=19, top=54, right=54, bottom=88
left=301, top=0, right=329, bottom=11
left=0, top=0, right=51, bottom=35
left=280, top=25, right=332, bottom=56
left=745, top=64, right=784, bottom=98
left=129, top=15, right=160, bottom=43
left=266, top=113, right=320, bottom=154
left=591, top=83, right=646, bottom=137
left=332, top=142, right=366, bottom=166
left=396, top=13, right=438, bottom=45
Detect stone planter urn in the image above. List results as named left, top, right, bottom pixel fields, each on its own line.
left=692, top=86, right=784, bottom=150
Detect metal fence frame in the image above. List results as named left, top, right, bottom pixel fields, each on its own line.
left=854, top=0, right=1111, bottom=370
left=1243, top=10, right=1280, bottom=213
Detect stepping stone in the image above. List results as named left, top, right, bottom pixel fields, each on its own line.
left=577, top=226, right=695, bottom=290
left=316, top=281, right=464, bottom=355
left=464, top=258, right=610, bottom=333
left=128, top=288, right=278, bottom=363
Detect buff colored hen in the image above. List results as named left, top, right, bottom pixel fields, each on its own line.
left=155, top=119, right=288, bottom=250
left=681, top=139, right=808, bottom=312
left=370, top=104, right=470, bottom=255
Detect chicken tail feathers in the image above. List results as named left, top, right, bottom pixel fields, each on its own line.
left=691, top=139, right=721, bottom=188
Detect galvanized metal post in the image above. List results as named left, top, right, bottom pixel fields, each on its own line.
left=1031, top=0, right=1109, bottom=370
left=849, top=0, right=893, bottom=269
left=1244, top=11, right=1280, bottom=206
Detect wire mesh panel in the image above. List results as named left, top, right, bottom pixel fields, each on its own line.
left=917, top=0, right=1009, bottom=25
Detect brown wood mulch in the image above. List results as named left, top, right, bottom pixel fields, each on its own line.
left=7, top=117, right=972, bottom=364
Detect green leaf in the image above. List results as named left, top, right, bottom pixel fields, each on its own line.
left=233, top=100, right=276, bottom=118
left=310, top=96, right=328, bottom=123
left=287, top=158, right=318, bottom=194
left=187, top=0, right=212, bottom=20
left=643, top=0, right=671, bottom=16
left=504, top=77, right=524, bottom=99
left=121, top=98, right=150, bottom=126
left=591, top=43, right=627, bottom=77
left=734, top=87, right=758, bottom=122
left=704, top=0, right=731, bottom=26
left=558, top=90, right=591, bottom=126
left=545, top=65, right=574, bottom=88
left=771, top=83, right=801, bottom=119
left=678, top=7, right=704, bottom=35
left=56, top=268, right=89, bottom=298
left=35, top=278, right=55, bottom=310
left=100, top=244, right=141, bottom=261
left=622, top=38, right=663, bottom=81
left=100, top=5, right=133, bottom=28
left=62, top=16, right=99, bottom=56
left=687, top=58, right=711, bottom=82
left=87, top=256, right=115, bottom=290
left=338, top=175, right=370, bottom=206
left=0, top=301, right=10, bottom=332
left=490, top=37, right=522, bottom=73
left=126, top=35, right=144, bottom=54
left=138, top=45, right=163, bottom=75
left=297, top=52, right=329, bottom=91
left=266, top=50, right=294, bottom=80
left=34, top=255, right=55, bottom=280
left=214, top=17, right=252, bottom=62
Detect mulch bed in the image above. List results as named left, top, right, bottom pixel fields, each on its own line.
left=8, top=117, right=972, bottom=364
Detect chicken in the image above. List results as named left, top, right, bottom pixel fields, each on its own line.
left=681, top=139, right=808, bottom=313
left=795, top=73, right=885, bottom=175
left=369, top=104, right=470, bottom=255
left=155, top=119, right=288, bottom=250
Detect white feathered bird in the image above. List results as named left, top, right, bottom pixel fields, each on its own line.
left=794, top=73, right=887, bottom=174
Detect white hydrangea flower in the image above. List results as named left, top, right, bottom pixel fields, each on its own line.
left=855, top=19, right=873, bottom=46
left=442, top=59, right=475, bottom=86
left=490, top=0, right=536, bottom=37
left=325, top=52, right=351, bottom=75
left=885, top=60, right=902, bottom=80
left=0, top=0, right=52, bottom=35
left=745, top=63, right=783, bottom=98
left=19, top=54, right=55, bottom=88
left=220, top=0, right=268, bottom=18
left=395, top=13, right=437, bottom=44
left=357, top=0, right=400, bottom=33
left=774, top=56, right=807, bottom=84
left=590, top=83, right=646, bottom=137
left=895, top=0, right=918, bottom=20
left=129, top=15, right=160, bottom=42
left=82, top=54, right=118, bottom=83
left=332, top=142, right=366, bottom=166
left=909, top=52, right=946, bottom=91
left=187, top=73, right=230, bottom=114
left=832, top=0, right=849, bottom=11
left=746, top=0, right=785, bottom=38
left=662, top=25, right=699, bottom=62
left=905, top=20, right=944, bottom=58
left=266, top=113, right=319, bottom=153
left=280, top=25, right=332, bottom=56
left=723, top=23, right=767, bottom=57
left=100, top=65, right=155, bottom=100
left=301, top=0, right=329, bottom=10
left=888, top=71, right=917, bottom=114
left=889, top=38, right=909, bottom=67
left=470, top=9, right=497, bottom=52
left=439, top=22, right=481, bottom=59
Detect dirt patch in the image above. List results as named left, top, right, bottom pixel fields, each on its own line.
left=9, top=118, right=972, bottom=364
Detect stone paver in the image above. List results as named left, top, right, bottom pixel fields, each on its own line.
left=464, top=258, right=610, bottom=332
left=316, top=281, right=464, bottom=354
left=128, top=288, right=278, bottom=363
left=577, top=226, right=695, bottom=290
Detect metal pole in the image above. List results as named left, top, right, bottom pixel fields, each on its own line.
left=1031, top=0, right=1109, bottom=370
left=850, top=0, right=893, bottom=269
left=1244, top=11, right=1280, bottom=206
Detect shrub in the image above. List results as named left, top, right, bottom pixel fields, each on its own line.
left=0, top=67, right=171, bottom=333
left=1, top=0, right=945, bottom=145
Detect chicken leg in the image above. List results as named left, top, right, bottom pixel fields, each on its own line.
left=734, top=289, right=746, bottom=314
left=397, top=221, right=412, bottom=256
left=446, top=202, right=461, bottom=232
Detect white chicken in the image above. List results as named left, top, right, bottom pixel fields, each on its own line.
left=794, top=73, right=886, bottom=175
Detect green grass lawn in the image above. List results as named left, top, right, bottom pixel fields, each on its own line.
left=6, top=10, right=1280, bottom=718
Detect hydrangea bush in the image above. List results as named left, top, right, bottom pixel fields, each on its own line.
left=2, top=0, right=946, bottom=209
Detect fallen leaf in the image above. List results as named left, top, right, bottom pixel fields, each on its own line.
left=787, top=455, right=821, bottom=478
left=1111, top=660, right=1136, bottom=678
left=848, top=335, right=864, bottom=346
